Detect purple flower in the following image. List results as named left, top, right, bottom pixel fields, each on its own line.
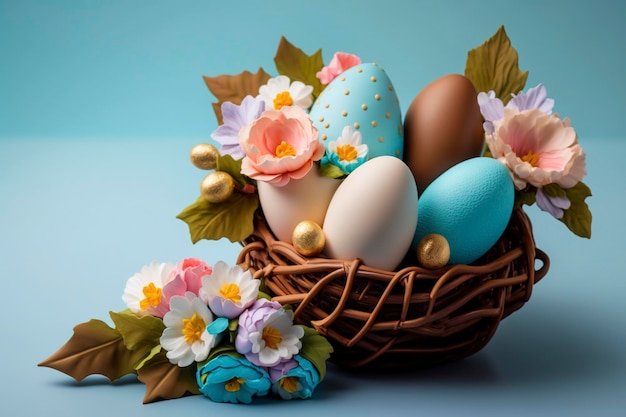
left=235, top=299, right=304, bottom=367
left=478, top=84, right=554, bottom=134
left=536, top=187, right=571, bottom=219
left=210, top=95, right=266, bottom=159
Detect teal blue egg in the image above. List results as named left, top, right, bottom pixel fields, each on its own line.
left=412, top=157, right=515, bottom=265
left=309, top=63, right=403, bottom=159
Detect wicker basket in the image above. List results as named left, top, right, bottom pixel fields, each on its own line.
left=237, top=207, right=549, bottom=369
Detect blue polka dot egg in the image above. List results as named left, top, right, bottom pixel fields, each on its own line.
left=310, top=63, right=403, bottom=159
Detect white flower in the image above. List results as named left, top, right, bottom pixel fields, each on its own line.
left=248, top=308, right=304, bottom=366
left=323, top=125, right=369, bottom=174
left=122, top=261, right=175, bottom=318
left=199, top=261, right=260, bottom=319
left=160, top=292, right=217, bottom=367
left=257, top=75, right=313, bottom=111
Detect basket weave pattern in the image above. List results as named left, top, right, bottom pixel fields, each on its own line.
left=237, top=208, right=549, bottom=369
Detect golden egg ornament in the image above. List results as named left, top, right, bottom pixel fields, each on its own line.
left=417, top=233, right=451, bottom=269
left=190, top=143, right=219, bottom=170
left=292, top=220, right=325, bottom=256
left=200, top=171, right=235, bottom=203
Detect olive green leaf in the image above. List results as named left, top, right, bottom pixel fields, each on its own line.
left=515, top=186, right=537, bottom=207
left=136, top=351, right=200, bottom=404
left=298, top=326, right=333, bottom=381
left=543, top=182, right=592, bottom=238
left=274, top=36, right=324, bottom=99
left=319, top=163, right=346, bottom=179
left=203, top=68, right=271, bottom=124
left=109, top=310, right=165, bottom=370
left=38, top=319, right=139, bottom=382
left=177, top=193, right=259, bottom=243
left=465, top=26, right=528, bottom=104
left=216, top=153, right=252, bottom=189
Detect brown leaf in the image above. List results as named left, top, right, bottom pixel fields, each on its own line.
left=203, top=68, right=271, bottom=124
left=465, top=25, right=528, bottom=104
left=38, top=319, right=141, bottom=382
left=136, top=352, right=200, bottom=404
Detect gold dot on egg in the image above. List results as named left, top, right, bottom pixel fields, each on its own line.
left=371, top=120, right=378, bottom=127
left=324, top=103, right=330, bottom=108
left=321, top=134, right=327, bottom=140
left=370, top=76, right=377, bottom=82
left=361, top=104, right=368, bottom=111
left=417, top=234, right=451, bottom=269
left=372, top=62, right=378, bottom=66
left=318, top=116, right=324, bottom=122
left=344, top=89, right=350, bottom=96
left=375, top=94, right=381, bottom=101
left=378, top=136, right=384, bottom=143
left=385, top=112, right=391, bottom=119
left=357, top=68, right=363, bottom=73
left=396, top=149, right=401, bottom=156
left=200, top=171, right=235, bottom=203
left=324, top=122, right=330, bottom=128
left=340, top=76, right=346, bottom=81
left=342, top=111, right=348, bottom=117
left=388, top=84, right=394, bottom=91
left=189, top=143, right=219, bottom=170
left=292, top=220, right=325, bottom=256
left=353, top=122, right=360, bottom=129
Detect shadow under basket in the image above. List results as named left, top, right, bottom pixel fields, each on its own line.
left=237, top=207, right=549, bottom=369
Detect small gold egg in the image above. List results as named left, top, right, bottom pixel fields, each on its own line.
left=292, top=220, right=325, bottom=257
left=200, top=171, right=235, bottom=203
left=190, top=143, right=219, bottom=170
left=417, top=234, right=450, bottom=269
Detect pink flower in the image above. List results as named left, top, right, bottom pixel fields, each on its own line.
left=487, top=108, right=586, bottom=190
left=239, top=106, right=325, bottom=187
left=156, top=258, right=212, bottom=315
left=316, top=52, right=362, bottom=85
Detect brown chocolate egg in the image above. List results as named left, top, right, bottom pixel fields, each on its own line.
left=403, top=74, right=485, bottom=193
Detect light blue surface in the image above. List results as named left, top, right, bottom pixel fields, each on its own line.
left=2, top=1, right=625, bottom=416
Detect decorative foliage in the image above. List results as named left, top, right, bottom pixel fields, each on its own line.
left=274, top=36, right=324, bottom=99
left=465, top=25, right=528, bottom=104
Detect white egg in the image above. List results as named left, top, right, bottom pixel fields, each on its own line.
left=322, top=156, right=418, bottom=270
left=257, top=166, right=341, bottom=242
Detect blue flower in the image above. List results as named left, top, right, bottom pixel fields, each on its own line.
left=196, top=354, right=271, bottom=403
left=269, top=356, right=320, bottom=400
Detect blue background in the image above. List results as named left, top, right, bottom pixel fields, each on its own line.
left=1, top=1, right=625, bottom=416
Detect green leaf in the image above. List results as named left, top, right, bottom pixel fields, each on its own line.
left=109, top=310, right=165, bottom=370
left=216, top=153, right=251, bottom=189
left=274, top=36, right=324, bottom=99
left=203, top=68, right=271, bottom=124
left=544, top=182, right=592, bottom=238
left=38, top=319, right=140, bottom=382
left=298, top=326, right=333, bottom=381
left=136, top=351, right=200, bottom=404
left=465, top=26, right=528, bottom=104
left=177, top=193, right=259, bottom=243
left=319, top=163, right=346, bottom=179
left=515, top=186, right=537, bottom=207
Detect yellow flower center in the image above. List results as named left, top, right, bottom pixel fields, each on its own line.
left=225, top=377, right=246, bottom=392
left=521, top=150, right=540, bottom=167
left=335, top=144, right=358, bottom=161
left=219, top=283, right=241, bottom=303
left=139, top=282, right=162, bottom=310
left=273, top=91, right=293, bottom=109
left=181, top=313, right=206, bottom=344
left=262, top=326, right=283, bottom=349
left=275, top=141, right=297, bottom=158
left=280, top=376, right=300, bottom=393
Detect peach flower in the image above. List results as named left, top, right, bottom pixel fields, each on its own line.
left=316, top=52, right=362, bottom=85
left=487, top=108, right=586, bottom=190
left=239, top=106, right=325, bottom=186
